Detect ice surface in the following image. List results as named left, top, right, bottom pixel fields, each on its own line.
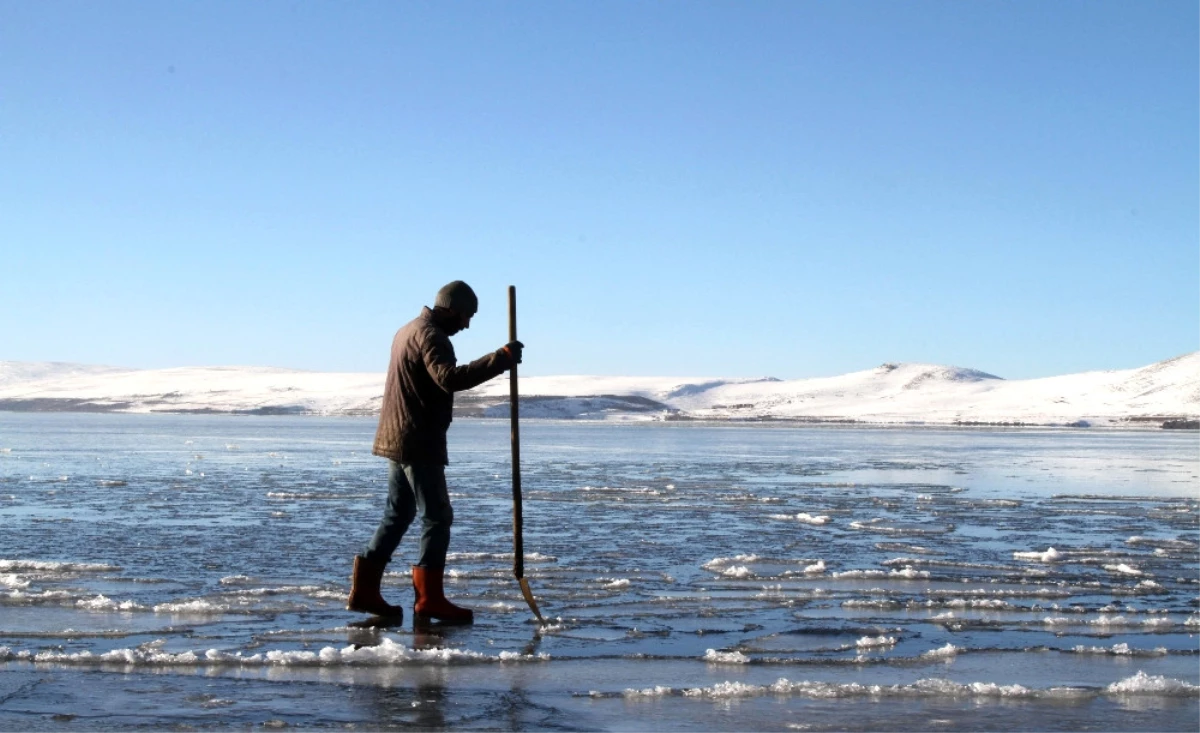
left=0, top=415, right=1196, bottom=731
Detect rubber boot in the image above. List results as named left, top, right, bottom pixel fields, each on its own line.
left=347, top=556, right=403, bottom=618
left=412, top=565, right=474, bottom=624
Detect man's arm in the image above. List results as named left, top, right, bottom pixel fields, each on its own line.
left=423, top=332, right=518, bottom=393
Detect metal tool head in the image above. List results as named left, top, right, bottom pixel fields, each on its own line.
left=518, top=577, right=545, bottom=624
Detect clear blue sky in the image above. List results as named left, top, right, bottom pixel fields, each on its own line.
left=2, top=1, right=1196, bottom=379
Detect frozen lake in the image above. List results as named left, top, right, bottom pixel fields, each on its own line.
left=0, top=413, right=1197, bottom=731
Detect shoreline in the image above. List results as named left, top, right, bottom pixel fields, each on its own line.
left=0, top=402, right=1195, bottom=431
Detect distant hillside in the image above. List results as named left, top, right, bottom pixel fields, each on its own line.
left=0, top=354, right=1196, bottom=428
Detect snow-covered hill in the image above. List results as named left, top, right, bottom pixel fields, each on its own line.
left=0, top=354, right=1196, bottom=428
left=0, top=364, right=382, bottom=416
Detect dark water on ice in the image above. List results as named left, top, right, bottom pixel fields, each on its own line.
left=0, top=413, right=1196, bottom=731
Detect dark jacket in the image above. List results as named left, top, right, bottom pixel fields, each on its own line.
left=372, top=307, right=512, bottom=464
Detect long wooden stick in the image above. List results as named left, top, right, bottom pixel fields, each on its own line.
left=509, top=285, right=544, bottom=623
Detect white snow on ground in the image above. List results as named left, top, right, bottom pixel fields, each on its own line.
left=0, top=352, right=1195, bottom=426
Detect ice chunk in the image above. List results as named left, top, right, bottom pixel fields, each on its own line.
left=1103, top=563, right=1143, bottom=576
left=76, top=595, right=144, bottom=611
left=152, top=600, right=227, bottom=614
left=920, top=644, right=961, bottom=658
left=795, top=513, right=831, bottom=525
left=702, top=554, right=760, bottom=571
left=0, top=573, right=30, bottom=589
left=832, top=569, right=887, bottom=579
left=704, top=649, right=751, bottom=664
left=623, top=685, right=676, bottom=698
left=1105, top=671, right=1200, bottom=695
left=1127, top=536, right=1198, bottom=550
left=1073, top=643, right=1168, bottom=656
left=856, top=635, right=897, bottom=649
left=684, top=681, right=762, bottom=698
left=0, top=559, right=120, bottom=573
left=620, top=677, right=1071, bottom=700
left=1013, top=547, right=1062, bottom=563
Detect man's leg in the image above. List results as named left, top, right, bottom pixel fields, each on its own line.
left=364, top=461, right=419, bottom=563
left=348, top=461, right=415, bottom=616
left=405, top=462, right=472, bottom=623
left=404, top=462, right=453, bottom=568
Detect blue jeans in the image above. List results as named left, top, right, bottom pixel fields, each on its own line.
left=363, top=461, right=453, bottom=568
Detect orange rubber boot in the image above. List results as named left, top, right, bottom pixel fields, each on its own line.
left=347, top=556, right=404, bottom=617
left=412, top=565, right=474, bottom=624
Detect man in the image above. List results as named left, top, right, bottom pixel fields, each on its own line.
left=348, top=280, right=522, bottom=623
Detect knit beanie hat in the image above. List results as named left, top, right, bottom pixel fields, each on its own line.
left=434, top=280, right=478, bottom=316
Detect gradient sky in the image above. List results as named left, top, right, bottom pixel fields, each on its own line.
left=3, top=1, right=1196, bottom=380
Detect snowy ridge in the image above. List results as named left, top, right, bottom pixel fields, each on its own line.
left=0, top=353, right=1196, bottom=427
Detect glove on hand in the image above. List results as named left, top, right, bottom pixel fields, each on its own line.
left=503, top=340, right=524, bottom=365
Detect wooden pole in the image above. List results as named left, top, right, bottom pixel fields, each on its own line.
left=508, top=285, right=544, bottom=623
